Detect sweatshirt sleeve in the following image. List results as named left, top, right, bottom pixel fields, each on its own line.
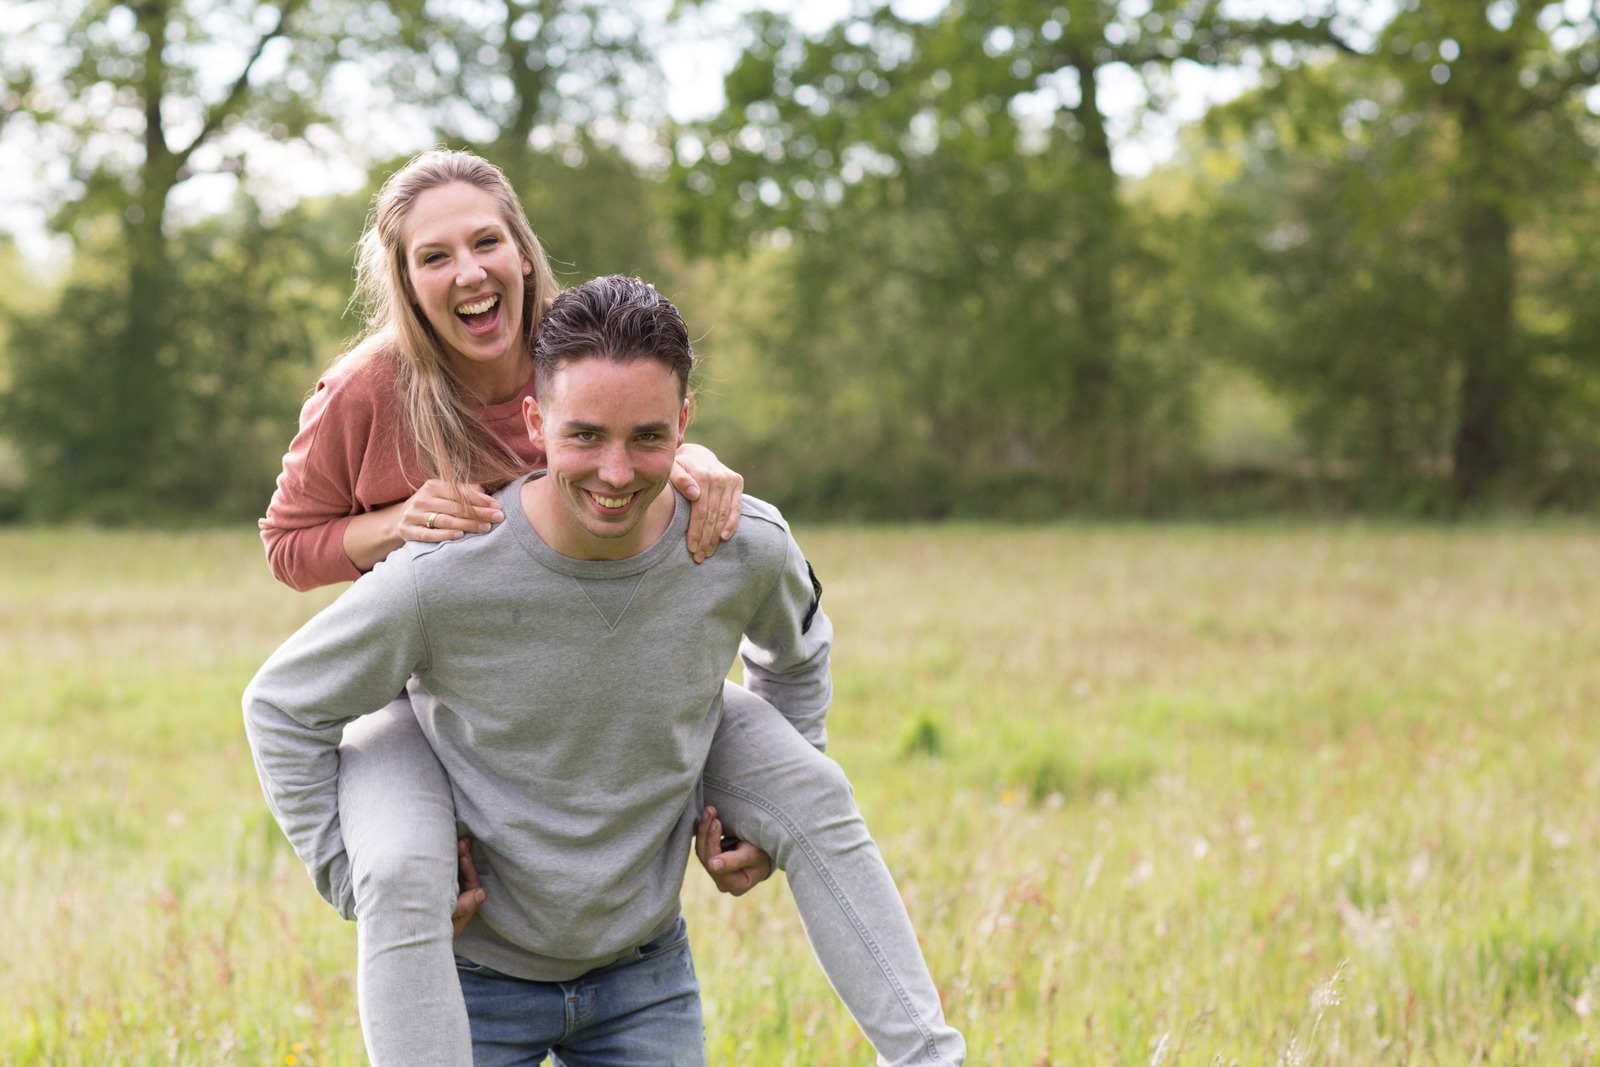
left=259, top=371, right=380, bottom=591
left=738, top=524, right=833, bottom=752
left=241, top=555, right=429, bottom=918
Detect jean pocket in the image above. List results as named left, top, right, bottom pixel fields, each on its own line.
left=635, top=916, right=689, bottom=961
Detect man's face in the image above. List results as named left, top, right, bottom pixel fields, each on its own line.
left=524, top=357, right=687, bottom=560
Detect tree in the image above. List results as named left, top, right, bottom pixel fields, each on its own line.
left=1, top=0, right=373, bottom=516
left=4, top=193, right=360, bottom=519
left=674, top=0, right=1346, bottom=509
left=376, top=0, right=668, bottom=281
left=1200, top=1, right=1600, bottom=504
left=1386, top=0, right=1600, bottom=500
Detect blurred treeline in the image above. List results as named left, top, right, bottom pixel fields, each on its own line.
left=2, top=0, right=1599, bottom=524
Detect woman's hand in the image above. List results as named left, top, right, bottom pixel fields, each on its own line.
left=694, top=806, right=772, bottom=897
left=451, top=837, right=487, bottom=938
left=399, top=479, right=503, bottom=543
left=671, top=444, right=743, bottom=563
left=344, top=479, right=505, bottom=572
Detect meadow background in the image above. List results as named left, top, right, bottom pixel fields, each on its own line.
left=4, top=520, right=1599, bottom=1065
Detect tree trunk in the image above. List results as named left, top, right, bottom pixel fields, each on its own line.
left=1450, top=195, right=1515, bottom=502
left=1447, top=46, right=1520, bottom=504
left=490, top=0, right=555, bottom=194
left=1067, top=52, right=1124, bottom=505
left=106, top=0, right=180, bottom=503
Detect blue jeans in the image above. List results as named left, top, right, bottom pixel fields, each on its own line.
left=455, top=917, right=704, bottom=1067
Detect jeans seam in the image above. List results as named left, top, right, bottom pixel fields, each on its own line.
left=702, top=773, right=944, bottom=1062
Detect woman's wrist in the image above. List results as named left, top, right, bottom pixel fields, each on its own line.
left=342, top=505, right=406, bottom=572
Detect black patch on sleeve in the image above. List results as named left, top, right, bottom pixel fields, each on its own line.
left=802, top=560, right=823, bottom=634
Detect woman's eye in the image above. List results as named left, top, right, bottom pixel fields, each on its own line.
left=422, top=252, right=445, bottom=266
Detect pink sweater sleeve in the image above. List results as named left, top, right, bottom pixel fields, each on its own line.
left=260, top=361, right=396, bottom=591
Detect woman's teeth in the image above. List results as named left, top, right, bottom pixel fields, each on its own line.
left=457, top=295, right=499, bottom=316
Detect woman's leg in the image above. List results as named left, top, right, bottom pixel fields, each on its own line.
left=702, top=683, right=965, bottom=1066
left=337, top=695, right=473, bottom=1067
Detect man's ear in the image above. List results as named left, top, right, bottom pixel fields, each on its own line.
left=676, top=398, right=689, bottom=448
left=524, top=395, right=545, bottom=449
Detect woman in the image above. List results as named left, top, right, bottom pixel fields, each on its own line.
left=260, top=148, right=964, bottom=1066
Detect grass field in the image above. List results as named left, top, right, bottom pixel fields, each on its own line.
left=3, top=521, right=1599, bottom=1066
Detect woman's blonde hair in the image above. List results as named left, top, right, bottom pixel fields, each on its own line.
left=349, top=148, right=559, bottom=492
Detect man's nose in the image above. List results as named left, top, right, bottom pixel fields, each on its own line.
left=597, top=445, right=633, bottom=486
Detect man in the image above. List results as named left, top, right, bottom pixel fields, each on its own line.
left=244, top=278, right=832, bottom=1067
left=244, top=275, right=832, bottom=1063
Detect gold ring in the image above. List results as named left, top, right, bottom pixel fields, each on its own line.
left=425, top=512, right=438, bottom=530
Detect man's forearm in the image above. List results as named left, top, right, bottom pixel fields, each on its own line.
left=243, top=687, right=357, bottom=914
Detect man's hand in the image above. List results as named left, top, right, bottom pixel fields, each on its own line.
left=694, top=806, right=773, bottom=896
left=452, top=837, right=487, bottom=938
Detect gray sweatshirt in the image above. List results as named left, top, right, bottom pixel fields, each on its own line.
left=243, top=478, right=832, bottom=981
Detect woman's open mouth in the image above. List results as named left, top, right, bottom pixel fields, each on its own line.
left=456, top=294, right=501, bottom=333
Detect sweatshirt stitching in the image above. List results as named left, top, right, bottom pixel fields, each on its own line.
left=573, top=573, right=647, bottom=633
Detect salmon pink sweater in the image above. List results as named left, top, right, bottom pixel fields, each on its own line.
left=260, top=350, right=543, bottom=591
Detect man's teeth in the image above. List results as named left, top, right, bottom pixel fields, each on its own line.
left=592, top=493, right=632, bottom=508
left=457, top=295, right=498, bottom=315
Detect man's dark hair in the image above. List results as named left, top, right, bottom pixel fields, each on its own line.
left=534, top=276, right=695, bottom=399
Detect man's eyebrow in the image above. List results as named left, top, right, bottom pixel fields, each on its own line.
left=563, top=419, right=674, bottom=435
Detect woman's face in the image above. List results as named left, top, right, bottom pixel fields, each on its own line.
left=403, top=181, right=533, bottom=375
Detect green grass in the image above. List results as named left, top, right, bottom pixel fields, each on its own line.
left=4, top=521, right=1600, bottom=1065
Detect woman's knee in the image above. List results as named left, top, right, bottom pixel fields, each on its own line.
left=349, top=829, right=457, bottom=918
left=802, top=752, right=856, bottom=808
left=708, top=752, right=861, bottom=857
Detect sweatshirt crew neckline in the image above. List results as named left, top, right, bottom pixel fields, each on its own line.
left=503, top=472, right=687, bottom=580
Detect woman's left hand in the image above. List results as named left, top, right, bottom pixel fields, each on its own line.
left=671, top=443, right=743, bottom=563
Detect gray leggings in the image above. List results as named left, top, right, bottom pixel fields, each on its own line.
left=335, top=682, right=965, bottom=1066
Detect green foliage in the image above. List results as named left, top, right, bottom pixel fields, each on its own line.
left=1, top=194, right=359, bottom=520
left=675, top=6, right=1119, bottom=506
left=4, top=0, right=1600, bottom=521
left=0, top=0, right=682, bottom=522
left=381, top=0, right=655, bottom=146
left=670, top=1, right=1355, bottom=516
left=1192, top=2, right=1600, bottom=507
left=0, top=0, right=378, bottom=517
left=513, top=132, right=672, bottom=283
left=374, top=0, right=667, bottom=285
